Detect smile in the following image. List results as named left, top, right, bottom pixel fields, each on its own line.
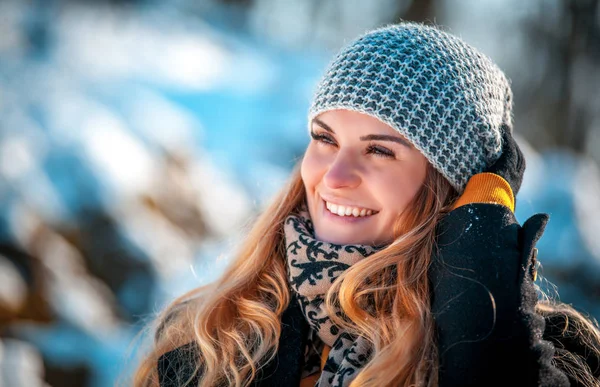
left=324, top=200, right=378, bottom=217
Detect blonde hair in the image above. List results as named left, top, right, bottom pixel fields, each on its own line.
left=134, top=164, right=305, bottom=386
left=133, top=163, right=600, bottom=386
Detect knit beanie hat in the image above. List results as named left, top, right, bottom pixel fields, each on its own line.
left=308, top=22, right=513, bottom=193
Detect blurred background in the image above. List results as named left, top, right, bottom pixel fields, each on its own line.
left=0, top=0, right=599, bottom=386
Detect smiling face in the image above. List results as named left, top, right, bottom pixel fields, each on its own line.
left=301, top=109, right=429, bottom=245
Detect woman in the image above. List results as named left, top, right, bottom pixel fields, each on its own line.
left=134, top=23, right=600, bottom=386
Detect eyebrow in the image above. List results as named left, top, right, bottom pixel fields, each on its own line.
left=312, top=118, right=413, bottom=149
left=359, top=134, right=413, bottom=148
left=312, top=118, right=334, bottom=133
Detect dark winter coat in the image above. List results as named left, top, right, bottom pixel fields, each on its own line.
left=157, top=204, right=600, bottom=386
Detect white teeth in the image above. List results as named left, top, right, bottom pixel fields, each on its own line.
left=324, top=201, right=375, bottom=217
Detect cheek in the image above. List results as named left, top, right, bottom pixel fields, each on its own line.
left=300, top=155, right=312, bottom=193
left=300, top=146, right=323, bottom=193
left=382, top=164, right=427, bottom=212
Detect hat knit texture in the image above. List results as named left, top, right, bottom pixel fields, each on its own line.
left=308, top=22, right=513, bottom=193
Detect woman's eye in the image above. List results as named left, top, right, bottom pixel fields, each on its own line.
left=367, top=144, right=395, bottom=158
left=310, top=131, right=337, bottom=146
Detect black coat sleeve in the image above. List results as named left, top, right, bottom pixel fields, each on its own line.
left=429, top=203, right=570, bottom=387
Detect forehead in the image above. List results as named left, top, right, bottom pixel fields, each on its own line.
left=312, top=109, right=411, bottom=142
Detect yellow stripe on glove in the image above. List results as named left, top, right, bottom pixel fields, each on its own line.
left=453, top=172, right=515, bottom=212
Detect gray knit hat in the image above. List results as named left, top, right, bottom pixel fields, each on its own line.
left=308, top=22, right=513, bottom=193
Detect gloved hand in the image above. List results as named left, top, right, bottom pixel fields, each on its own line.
left=431, top=204, right=567, bottom=386
left=452, top=124, right=525, bottom=212
left=485, top=124, right=526, bottom=197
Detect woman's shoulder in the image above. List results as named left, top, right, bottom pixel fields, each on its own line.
left=157, top=342, right=200, bottom=387
left=156, top=310, right=600, bottom=387
left=541, top=305, right=600, bottom=383
left=156, top=294, right=309, bottom=387
left=537, top=302, right=600, bottom=386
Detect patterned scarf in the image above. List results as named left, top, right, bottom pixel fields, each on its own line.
left=283, top=208, right=383, bottom=387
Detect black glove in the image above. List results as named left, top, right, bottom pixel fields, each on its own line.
left=485, top=124, right=525, bottom=197
left=431, top=205, right=569, bottom=386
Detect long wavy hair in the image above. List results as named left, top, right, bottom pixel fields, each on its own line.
left=133, top=163, right=600, bottom=387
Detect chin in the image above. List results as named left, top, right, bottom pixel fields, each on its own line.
left=316, top=230, right=372, bottom=246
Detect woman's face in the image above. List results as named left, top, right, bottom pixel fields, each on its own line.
left=301, top=109, right=429, bottom=245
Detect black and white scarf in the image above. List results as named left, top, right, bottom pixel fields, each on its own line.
left=283, top=208, right=383, bottom=387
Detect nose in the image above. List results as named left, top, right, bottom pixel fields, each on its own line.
left=322, top=152, right=361, bottom=189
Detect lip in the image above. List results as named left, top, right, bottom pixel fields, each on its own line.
left=319, top=198, right=378, bottom=223
left=319, top=194, right=378, bottom=213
